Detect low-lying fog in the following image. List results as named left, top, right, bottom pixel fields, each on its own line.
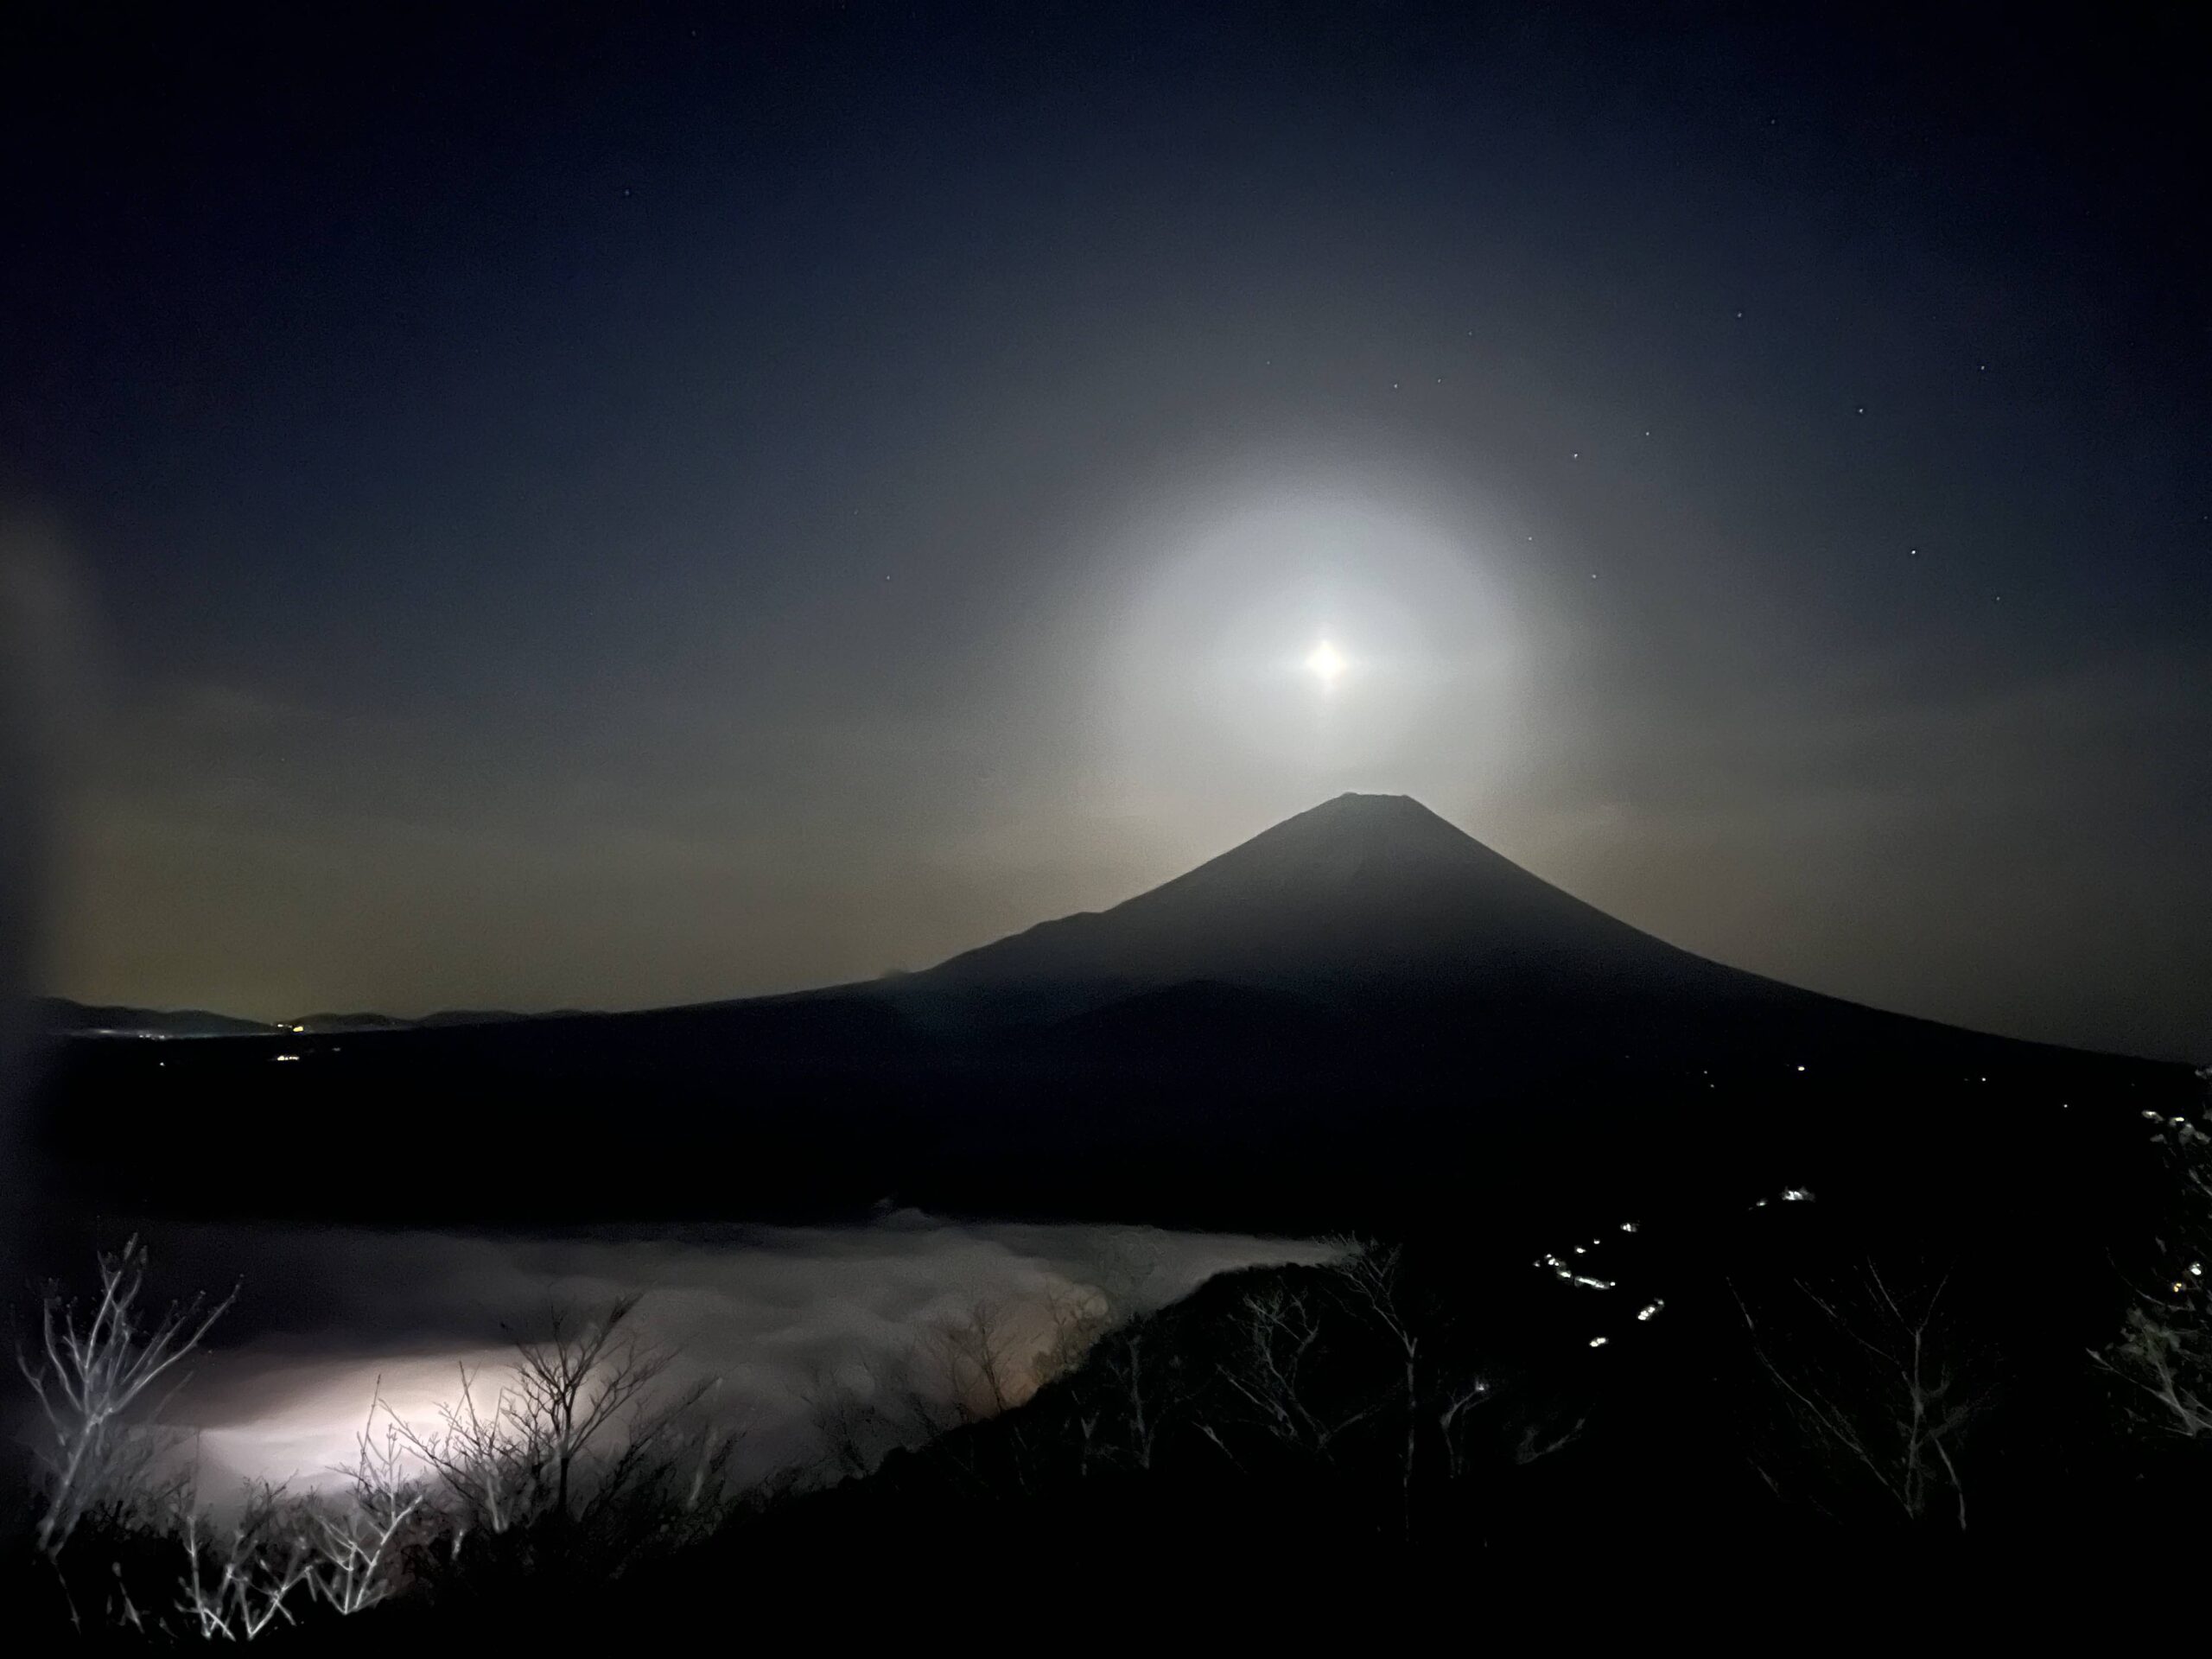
left=112, top=1216, right=1332, bottom=1499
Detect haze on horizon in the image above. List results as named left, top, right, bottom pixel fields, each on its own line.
left=3, top=6, right=2206, bottom=1058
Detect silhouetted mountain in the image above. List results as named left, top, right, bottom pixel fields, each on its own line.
left=34, top=997, right=275, bottom=1038
left=288, top=1009, right=552, bottom=1033
left=29, top=795, right=2195, bottom=1232
left=931, top=793, right=1734, bottom=1003
left=37, top=1001, right=572, bottom=1040
left=900, top=794, right=2079, bottom=1083
left=282, top=1011, right=413, bottom=1033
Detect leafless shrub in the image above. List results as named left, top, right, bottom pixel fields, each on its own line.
left=1029, top=1236, right=1173, bottom=1477
left=2094, top=1071, right=2212, bottom=1437
left=175, top=1484, right=315, bottom=1640
left=1510, top=1414, right=1586, bottom=1467
left=1089, top=1325, right=1173, bottom=1474
left=1735, top=1260, right=1981, bottom=1529
left=930, top=1298, right=1028, bottom=1421
left=16, top=1236, right=234, bottom=1558
left=1036, top=1282, right=1115, bottom=1389
left=2096, top=1303, right=2212, bottom=1436
left=798, top=1245, right=1173, bottom=1491
left=1332, top=1241, right=1425, bottom=1530
left=1329, top=1238, right=1504, bottom=1529
left=392, top=1295, right=737, bottom=1573
left=1218, top=1279, right=1382, bottom=1459
left=800, top=1342, right=963, bottom=1482
left=1435, top=1371, right=1497, bottom=1479
left=301, top=1388, right=424, bottom=1615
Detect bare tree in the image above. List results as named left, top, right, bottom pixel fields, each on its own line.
left=1435, top=1372, right=1497, bottom=1480
left=1218, top=1279, right=1384, bottom=1460
left=1036, top=1281, right=1115, bottom=1389
left=1328, top=1237, right=1504, bottom=1531
left=1735, top=1261, right=1980, bottom=1529
left=800, top=1362, right=901, bottom=1482
left=175, top=1484, right=315, bottom=1641
left=1094, top=1326, right=1173, bottom=1473
left=2094, top=1073, right=2212, bottom=1437
left=798, top=1335, right=976, bottom=1487
left=397, top=1360, right=531, bottom=1541
left=1332, top=1240, right=1425, bottom=1534
left=510, top=1297, right=687, bottom=1522
left=17, top=1236, right=234, bottom=1558
left=930, top=1297, right=1027, bottom=1421
left=394, top=1295, right=726, bottom=1566
left=302, top=1387, right=423, bottom=1616
left=1037, top=1235, right=1170, bottom=1477
left=2097, top=1303, right=2212, bottom=1437
left=1510, top=1414, right=1586, bottom=1468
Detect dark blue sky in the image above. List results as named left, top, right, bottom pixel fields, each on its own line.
left=4, top=3, right=2206, bottom=1055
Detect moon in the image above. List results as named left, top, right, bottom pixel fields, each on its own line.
left=1304, top=639, right=1347, bottom=687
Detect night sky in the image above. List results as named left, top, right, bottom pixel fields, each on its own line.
left=4, top=4, right=2206, bottom=1057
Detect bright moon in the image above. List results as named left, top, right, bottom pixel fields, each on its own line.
left=1305, top=639, right=1347, bottom=686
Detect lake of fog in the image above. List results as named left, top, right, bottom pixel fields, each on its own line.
left=109, top=1215, right=1332, bottom=1499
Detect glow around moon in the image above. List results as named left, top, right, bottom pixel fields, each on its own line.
left=1096, top=474, right=1528, bottom=819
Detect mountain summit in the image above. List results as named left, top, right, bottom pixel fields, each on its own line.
left=926, top=792, right=1735, bottom=1009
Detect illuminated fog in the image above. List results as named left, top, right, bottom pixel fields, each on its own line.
left=150, top=1217, right=1335, bottom=1498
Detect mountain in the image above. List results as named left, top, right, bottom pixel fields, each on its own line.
left=37, top=1001, right=566, bottom=1039
left=917, top=793, right=1822, bottom=1026
left=35, top=997, right=276, bottom=1039
left=30, top=795, right=2194, bottom=1231
left=934, top=793, right=1704, bottom=994
left=898, top=794, right=2007, bottom=1082
left=283, top=1011, right=415, bottom=1034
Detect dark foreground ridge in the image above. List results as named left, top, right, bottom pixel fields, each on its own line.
left=31, top=795, right=2193, bottom=1234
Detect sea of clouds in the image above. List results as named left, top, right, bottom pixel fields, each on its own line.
left=133, top=1214, right=1332, bottom=1497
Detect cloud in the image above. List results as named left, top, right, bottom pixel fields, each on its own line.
left=146, top=1217, right=1332, bottom=1497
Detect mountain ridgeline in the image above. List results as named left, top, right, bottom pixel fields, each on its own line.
left=35, top=795, right=2191, bottom=1234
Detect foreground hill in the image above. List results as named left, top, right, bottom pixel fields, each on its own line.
left=31, top=795, right=2192, bottom=1232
